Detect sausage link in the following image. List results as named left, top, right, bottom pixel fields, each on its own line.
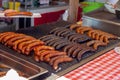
left=53, top=56, right=73, bottom=70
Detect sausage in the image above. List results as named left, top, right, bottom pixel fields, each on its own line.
left=0, top=32, right=14, bottom=37
left=72, top=47, right=82, bottom=57
left=34, top=46, right=54, bottom=55
left=52, top=40, right=67, bottom=49
left=79, top=27, right=93, bottom=34
left=56, top=29, right=70, bottom=36
left=46, top=38, right=62, bottom=46
left=5, top=35, right=34, bottom=46
left=18, top=40, right=37, bottom=51
left=77, top=48, right=95, bottom=61
left=75, top=37, right=91, bottom=43
left=99, top=35, right=105, bottom=42
left=60, top=30, right=72, bottom=37
left=93, top=41, right=107, bottom=50
left=5, top=11, right=33, bottom=16
left=55, top=42, right=70, bottom=50
left=34, top=55, right=40, bottom=62
left=76, top=27, right=88, bottom=33
left=103, top=36, right=109, bottom=43
left=2, top=33, right=24, bottom=43
left=12, top=37, right=35, bottom=50
left=44, top=52, right=66, bottom=62
left=0, top=72, right=6, bottom=77
left=34, top=50, right=47, bottom=56
left=91, top=32, right=96, bottom=39
left=45, top=37, right=60, bottom=45
left=39, top=35, right=55, bottom=40
left=53, top=56, right=73, bottom=70
left=95, top=33, right=100, bottom=40
left=67, top=46, right=79, bottom=56
left=86, top=40, right=99, bottom=47
left=63, top=44, right=75, bottom=52
left=39, top=50, right=57, bottom=61
left=24, top=40, right=45, bottom=54
left=52, top=29, right=65, bottom=36
left=49, top=55, right=71, bottom=65
left=70, top=24, right=81, bottom=30
left=71, top=35, right=84, bottom=42
left=64, top=32, right=76, bottom=38
left=51, top=28, right=65, bottom=35
left=68, top=34, right=80, bottom=42
left=50, top=27, right=60, bottom=34
left=87, top=30, right=96, bottom=37
left=39, top=37, right=53, bottom=42
left=0, top=32, right=15, bottom=42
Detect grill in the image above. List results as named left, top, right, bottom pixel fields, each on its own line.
left=0, top=20, right=120, bottom=78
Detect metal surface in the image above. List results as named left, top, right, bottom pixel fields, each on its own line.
left=83, top=8, right=120, bottom=36
left=0, top=49, right=48, bottom=79
left=84, top=8, right=120, bottom=25
left=0, top=21, right=120, bottom=79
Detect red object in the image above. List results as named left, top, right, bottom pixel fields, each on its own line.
left=0, top=1, right=2, bottom=7
left=34, top=10, right=65, bottom=26
left=64, top=50, right=120, bottom=80
left=34, top=7, right=82, bottom=26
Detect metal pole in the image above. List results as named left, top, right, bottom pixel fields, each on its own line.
left=24, top=0, right=27, bottom=28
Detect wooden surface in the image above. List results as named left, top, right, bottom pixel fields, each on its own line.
left=68, top=0, right=79, bottom=23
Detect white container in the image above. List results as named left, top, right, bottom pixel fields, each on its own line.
left=39, top=0, right=50, bottom=4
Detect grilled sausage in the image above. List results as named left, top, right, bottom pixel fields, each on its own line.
left=55, top=42, right=70, bottom=50
left=39, top=50, right=58, bottom=61
left=45, top=37, right=60, bottom=45
left=35, top=50, right=47, bottom=56
left=68, top=34, right=80, bottom=42
left=44, top=52, right=66, bottom=62
left=52, top=40, right=67, bottom=48
left=77, top=48, right=95, bottom=61
left=86, top=40, right=100, bottom=47
left=67, top=46, right=79, bottom=56
left=72, top=47, right=82, bottom=57
left=70, top=24, right=81, bottom=30
left=87, top=30, right=96, bottom=37
left=5, top=35, right=34, bottom=46
left=50, top=27, right=65, bottom=34
left=24, top=40, right=45, bottom=54
left=76, top=27, right=86, bottom=33
left=39, top=35, right=55, bottom=40
left=56, top=29, right=70, bottom=36
left=34, top=55, right=40, bottom=62
left=93, top=41, right=107, bottom=50
left=51, top=28, right=65, bottom=35
left=34, top=45, right=54, bottom=55
left=0, top=32, right=15, bottom=42
left=63, top=44, right=75, bottom=52
left=12, top=37, right=35, bottom=50
left=2, top=34, right=24, bottom=43
left=5, top=11, right=33, bottom=16
left=60, top=30, right=72, bottom=37
left=18, top=40, right=37, bottom=51
left=53, top=56, right=73, bottom=70
left=49, top=55, right=70, bottom=65
left=64, top=32, right=76, bottom=38
left=0, top=32, right=14, bottom=37
left=79, top=27, right=93, bottom=34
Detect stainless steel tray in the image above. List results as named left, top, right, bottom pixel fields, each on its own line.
left=0, top=50, right=48, bottom=79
